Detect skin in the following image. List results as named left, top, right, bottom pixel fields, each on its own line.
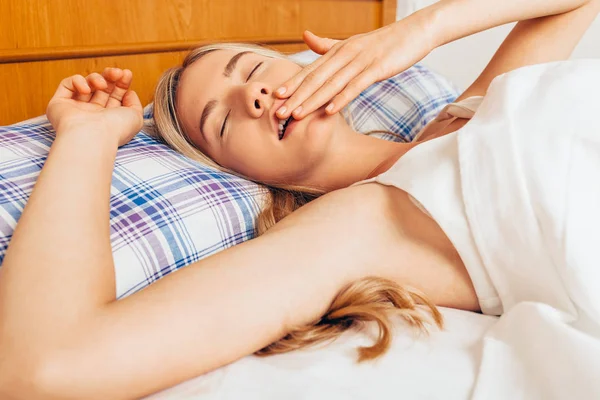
left=176, top=49, right=411, bottom=191
left=274, top=0, right=597, bottom=120
left=0, top=0, right=597, bottom=398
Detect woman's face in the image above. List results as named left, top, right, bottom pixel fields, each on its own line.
left=175, top=49, right=348, bottom=185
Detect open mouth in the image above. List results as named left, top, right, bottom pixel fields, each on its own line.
left=278, top=116, right=293, bottom=140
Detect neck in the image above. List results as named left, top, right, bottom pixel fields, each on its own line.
left=301, top=126, right=416, bottom=192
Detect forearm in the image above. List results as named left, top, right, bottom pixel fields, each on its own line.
left=1, top=182, right=375, bottom=399
left=419, top=0, right=593, bottom=47
left=0, top=128, right=118, bottom=349
left=456, top=0, right=599, bottom=100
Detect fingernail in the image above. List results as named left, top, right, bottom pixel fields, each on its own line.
left=326, top=103, right=335, bottom=113
left=293, top=106, right=303, bottom=117
left=277, top=106, right=287, bottom=117
left=276, top=87, right=286, bottom=96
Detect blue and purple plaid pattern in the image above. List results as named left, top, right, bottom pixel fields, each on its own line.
left=0, top=65, right=459, bottom=297
left=348, top=64, right=460, bottom=140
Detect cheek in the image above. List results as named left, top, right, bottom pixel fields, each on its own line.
left=304, top=112, right=338, bottom=141
left=222, top=131, right=274, bottom=177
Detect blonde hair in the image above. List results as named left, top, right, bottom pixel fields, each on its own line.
left=145, top=42, right=443, bottom=362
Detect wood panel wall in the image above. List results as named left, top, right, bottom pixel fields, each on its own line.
left=0, top=0, right=396, bottom=125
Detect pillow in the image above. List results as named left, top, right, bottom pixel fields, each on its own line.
left=288, top=50, right=460, bottom=141
left=0, top=64, right=459, bottom=298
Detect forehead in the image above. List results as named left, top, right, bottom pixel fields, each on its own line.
left=180, top=48, right=241, bottom=94
left=175, top=49, right=243, bottom=142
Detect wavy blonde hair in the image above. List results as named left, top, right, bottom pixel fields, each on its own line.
left=145, top=42, right=443, bottom=362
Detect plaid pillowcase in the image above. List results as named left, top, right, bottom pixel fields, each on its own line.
left=349, top=64, right=460, bottom=140
left=0, top=65, right=459, bottom=297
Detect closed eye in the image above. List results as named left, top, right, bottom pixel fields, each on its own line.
left=246, top=62, right=263, bottom=82
left=220, top=110, right=230, bottom=138
left=220, top=62, right=263, bottom=139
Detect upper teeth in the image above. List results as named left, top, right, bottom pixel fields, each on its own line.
left=278, top=117, right=292, bottom=139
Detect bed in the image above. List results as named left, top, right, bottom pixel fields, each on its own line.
left=2, top=1, right=599, bottom=399
left=0, top=0, right=397, bottom=125
left=2, top=0, right=599, bottom=124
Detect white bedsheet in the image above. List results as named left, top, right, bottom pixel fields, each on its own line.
left=146, top=309, right=497, bottom=399
left=458, top=59, right=600, bottom=399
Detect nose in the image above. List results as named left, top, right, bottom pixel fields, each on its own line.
left=243, top=81, right=272, bottom=119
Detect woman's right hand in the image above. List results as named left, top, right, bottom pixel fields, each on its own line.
left=46, top=67, right=143, bottom=147
left=275, top=14, right=437, bottom=120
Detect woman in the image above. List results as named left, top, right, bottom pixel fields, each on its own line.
left=1, top=0, right=599, bottom=399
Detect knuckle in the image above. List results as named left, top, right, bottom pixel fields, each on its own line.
left=369, top=61, right=386, bottom=79
left=282, top=96, right=299, bottom=111
left=347, top=80, right=363, bottom=94
left=341, top=76, right=367, bottom=100
left=301, top=92, right=322, bottom=108
left=286, top=77, right=301, bottom=92
left=330, top=41, right=343, bottom=51
left=280, top=79, right=294, bottom=93
left=335, top=91, right=351, bottom=106
left=342, top=41, right=361, bottom=54
left=324, top=75, right=345, bottom=89
left=303, top=71, right=321, bottom=85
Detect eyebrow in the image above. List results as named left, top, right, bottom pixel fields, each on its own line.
left=198, top=51, right=252, bottom=142
left=224, top=51, right=251, bottom=78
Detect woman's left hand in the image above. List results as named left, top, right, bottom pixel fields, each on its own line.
left=46, top=67, right=143, bottom=147
left=275, top=16, right=435, bottom=120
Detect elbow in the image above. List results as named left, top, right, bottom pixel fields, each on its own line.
left=563, top=0, right=597, bottom=11
left=0, top=344, right=118, bottom=400
left=0, top=360, right=42, bottom=400
left=0, top=349, right=71, bottom=400
left=580, top=0, right=599, bottom=8
left=581, top=0, right=600, bottom=17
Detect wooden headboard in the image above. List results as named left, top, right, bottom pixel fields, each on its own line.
left=0, top=0, right=397, bottom=125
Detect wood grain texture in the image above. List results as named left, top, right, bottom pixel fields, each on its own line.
left=1, top=40, right=309, bottom=64
left=1, top=0, right=394, bottom=124
left=382, top=0, right=398, bottom=26
left=1, top=52, right=187, bottom=125
left=0, top=0, right=382, bottom=58
left=0, top=44, right=310, bottom=124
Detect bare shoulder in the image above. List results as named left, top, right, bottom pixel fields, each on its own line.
left=263, top=182, right=409, bottom=267
left=263, top=181, right=481, bottom=312
left=265, top=182, right=399, bottom=240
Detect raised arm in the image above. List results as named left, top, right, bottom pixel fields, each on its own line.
left=0, top=112, right=416, bottom=398
left=413, top=0, right=599, bottom=141
left=450, top=0, right=600, bottom=100
left=273, top=0, right=598, bottom=120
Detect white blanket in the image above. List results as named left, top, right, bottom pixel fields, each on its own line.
left=459, top=59, right=600, bottom=399
left=146, top=309, right=497, bottom=399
